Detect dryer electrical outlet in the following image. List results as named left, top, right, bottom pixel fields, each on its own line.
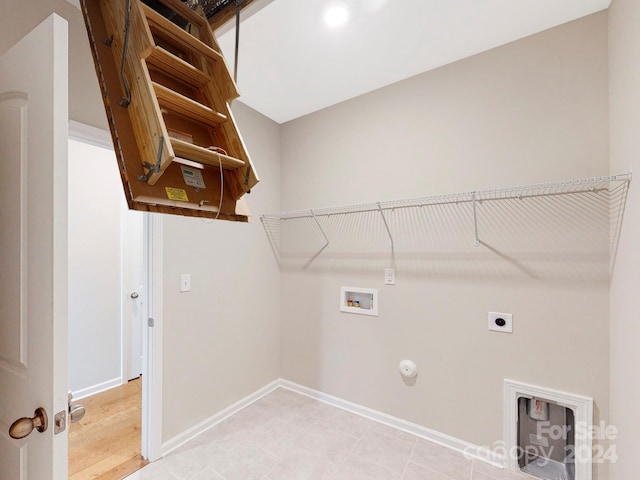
left=488, top=312, right=512, bottom=333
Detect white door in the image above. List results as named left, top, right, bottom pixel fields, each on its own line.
left=0, top=14, right=69, bottom=480
left=67, top=131, right=145, bottom=388
left=68, top=138, right=124, bottom=396
left=124, top=207, right=145, bottom=381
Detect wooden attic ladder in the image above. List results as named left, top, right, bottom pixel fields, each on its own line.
left=81, top=0, right=258, bottom=221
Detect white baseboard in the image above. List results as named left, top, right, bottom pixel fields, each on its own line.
left=279, top=379, right=504, bottom=468
left=72, top=376, right=123, bottom=400
left=161, top=379, right=281, bottom=456
left=160, top=377, right=505, bottom=469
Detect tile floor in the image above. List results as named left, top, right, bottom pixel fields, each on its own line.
left=125, top=388, right=530, bottom=480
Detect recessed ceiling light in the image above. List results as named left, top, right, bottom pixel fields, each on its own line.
left=324, top=4, right=350, bottom=28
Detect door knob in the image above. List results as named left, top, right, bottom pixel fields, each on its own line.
left=9, top=407, right=48, bottom=439
left=130, top=292, right=139, bottom=299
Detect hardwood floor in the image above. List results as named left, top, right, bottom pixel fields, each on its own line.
left=69, top=378, right=148, bottom=480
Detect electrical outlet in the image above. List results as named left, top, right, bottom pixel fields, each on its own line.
left=488, top=312, right=512, bottom=333
left=180, top=274, right=191, bottom=292
left=384, top=268, right=396, bottom=285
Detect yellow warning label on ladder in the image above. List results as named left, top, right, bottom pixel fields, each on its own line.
left=165, top=187, right=189, bottom=202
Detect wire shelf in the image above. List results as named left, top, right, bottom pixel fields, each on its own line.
left=261, top=173, right=631, bottom=221
left=260, top=173, right=632, bottom=272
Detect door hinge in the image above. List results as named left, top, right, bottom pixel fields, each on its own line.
left=148, top=317, right=154, bottom=327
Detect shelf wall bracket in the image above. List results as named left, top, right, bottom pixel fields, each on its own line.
left=303, top=209, right=331, bottom=269
left=472, top=192, right=480, bottom=247
left=311, top=209, right=330, bottom=252
left=377, top=202, right=395, bottom=255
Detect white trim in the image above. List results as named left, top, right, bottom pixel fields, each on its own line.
left=161, top=379, right=281, bottom=456
left=71, top=376, right=123, bottom=400
left=67, top=121, right=163, bottom=462
left=160, top=378, right=503, bottom=468
left=280, top=379, right=503, bottom=467
left=142, top=214, right=164, bottom=461
left=68, top=120, right=113, bottom=150
left=504, top=379, right=593, bottom=480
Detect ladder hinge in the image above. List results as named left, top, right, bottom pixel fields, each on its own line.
left=148, top=318, right=155, bottom=327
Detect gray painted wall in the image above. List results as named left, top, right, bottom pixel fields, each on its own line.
left=279, top=12, right=610, bottom=477
left=161, top=102, right=282, bottom=441
left=3, top=5, right=626, bottom=476
left=608, top=1, right=640, bottom=478
left=0, top=1, right=108, bottom=130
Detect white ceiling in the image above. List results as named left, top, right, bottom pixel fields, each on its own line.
left=217, top=0, right=611, bottom=124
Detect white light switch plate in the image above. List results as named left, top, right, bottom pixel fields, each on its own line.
left=384, top=268, right=396, bottom=285
left=180, top=274, right=191, bottom=292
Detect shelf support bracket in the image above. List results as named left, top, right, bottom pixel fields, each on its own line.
left=377, top=202, right=395, bottom=254
left=472, top=192, right=480, bottom=246
left=118, top=0, right=132, bottom=108
left=303, top=209, right=330, bottom=269
left=137, top=136, right=164, bottom=182
left=311, top=209, right=330, bottom=253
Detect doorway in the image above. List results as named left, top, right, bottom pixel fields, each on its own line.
left=67, top=124, right=147, bottom=479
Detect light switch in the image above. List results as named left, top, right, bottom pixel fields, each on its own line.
left=384, top=268, right=396, bottom=285
left=180, top=274, right=191, bottom=292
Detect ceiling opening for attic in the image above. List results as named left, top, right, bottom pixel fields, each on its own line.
left=142, top=0, right=243, bottom=21
left=80, top=0, right=258, bottom=221
left=142, top=0, right=238, bottom=28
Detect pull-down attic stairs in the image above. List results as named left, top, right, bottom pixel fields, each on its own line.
left=80, top=0, right=258, bottom=221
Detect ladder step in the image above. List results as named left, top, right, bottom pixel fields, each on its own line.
left=142, top=3, right=223, bottom=65
left=153, top=82, right=227, bottom=126
left=147, top=46, right=211, bottom=88
left=170, top=138, right=246, bottom=170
